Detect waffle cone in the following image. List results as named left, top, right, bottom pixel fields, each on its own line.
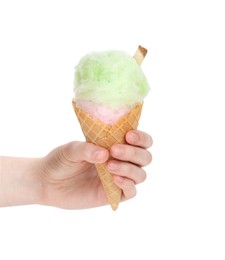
left=72, top=101, right=143, bottom=210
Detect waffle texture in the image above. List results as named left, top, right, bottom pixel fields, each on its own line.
left=72, top=101, right=142, bottom=210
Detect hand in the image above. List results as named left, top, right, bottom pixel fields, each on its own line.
left=38, top=130, right=152, bottom=209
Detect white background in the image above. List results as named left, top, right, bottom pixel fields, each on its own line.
left=0, top=0, right=225, bottom=259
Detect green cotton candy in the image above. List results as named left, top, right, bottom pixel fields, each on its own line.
left=73, top=50, right=150, bottom=108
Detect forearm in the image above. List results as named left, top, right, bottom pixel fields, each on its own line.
left=0, top=156, right=42, bottom=207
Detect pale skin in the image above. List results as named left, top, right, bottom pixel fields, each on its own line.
left=0, top=130, right=152, bottom=209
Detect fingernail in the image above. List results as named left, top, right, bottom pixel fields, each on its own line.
left=107, top=162, right=119, bottom=171
left=111, top=146, right=124, bottom=157
left=94, top=150, right=106, bottom=161
left=128, top=132, right=138, bottom=142
left=114, top=175, right=124, bottom=185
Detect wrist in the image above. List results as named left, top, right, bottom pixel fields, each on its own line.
left=0, top=156, right=43, bottom=207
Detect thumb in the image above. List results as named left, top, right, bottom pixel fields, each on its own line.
left=62, top=141, right=109, bottom=164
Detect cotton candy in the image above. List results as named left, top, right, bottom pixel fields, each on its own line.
left=73, top=50, right=149, bottom=109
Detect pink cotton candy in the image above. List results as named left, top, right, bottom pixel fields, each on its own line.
left=76, top=100, right=131, bottom=125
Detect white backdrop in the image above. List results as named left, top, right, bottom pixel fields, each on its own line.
left=0, top=0, right=225, bottom=259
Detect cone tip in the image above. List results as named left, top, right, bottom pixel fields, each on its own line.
left=111, top=203, right=119, bottom=211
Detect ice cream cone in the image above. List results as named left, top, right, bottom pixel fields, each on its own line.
left=72, top=46, right=149, bottom=210
left=72, top=100, right=143, bottom=210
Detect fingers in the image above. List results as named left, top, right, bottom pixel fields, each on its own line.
left=107, top=160, right=146, bottom=185
left=62, top=141, right=109, bottom=164
left=108, top=130, right=152, bottom=201
left=110, top=130, right=152, bottom=167
left=110, top=144, right=152, bottom=167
